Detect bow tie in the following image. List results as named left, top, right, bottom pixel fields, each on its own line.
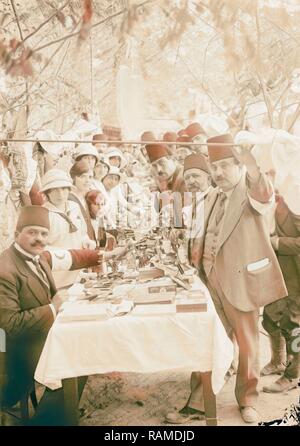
left=58, top=211, right=78, bottom=233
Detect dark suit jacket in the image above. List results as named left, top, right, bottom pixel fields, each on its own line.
left=0, top=244, right=100, bottom=405
left=0, top=245, right=56, bottom=339
left=275, top=197, right=300, bottom=296
left=0, top=245, right=56, bottom=405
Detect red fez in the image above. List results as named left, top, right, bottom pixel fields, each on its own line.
left=92, top=134, right=106, bottom=144
left=70, top=159, right=91, bottom=179
left=16, top=205, right=50, bottom=232
left=145, top=144, right=169, bottom=163
left=141, top=131, right=156, bottom=142
left=177, top=129, right=187, bottom=137
left=184, top=154, right=209, bottom=174
left=207, top=134, right=234, bottom=163
left=185, top=122, right=205, bottom=138
left=163, top=132, right=177, bottom=143
left=176, top=136, right=192, bottom=151
left=177, top=135, right=192, bottom=144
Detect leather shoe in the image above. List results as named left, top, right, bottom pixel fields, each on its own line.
left=240, top=406, right=259, bottom=424
left=165, top=406, right=205, bottom=424
left=260, top=361, right=285, bottom=376
left=263, top=376, right=299, bottom=393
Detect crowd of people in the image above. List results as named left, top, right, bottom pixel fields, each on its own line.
left=0, top=118, right=299, bottom=425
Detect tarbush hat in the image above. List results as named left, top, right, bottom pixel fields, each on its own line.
left=184, top=153, right=210, bottom=174
left=185, top=122, right=206, bottom=139
left=163, top=132, right=177, bottom=143
left=145, top=144, right=169, bottom=163
left=207, top=134, right=235, bottom=163
left=92, top=134, right=107, bottom=145
left=16, top=206, right=50, bottom=231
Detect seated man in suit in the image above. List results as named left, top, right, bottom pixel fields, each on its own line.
left=0, top=205, right=128, bottom=425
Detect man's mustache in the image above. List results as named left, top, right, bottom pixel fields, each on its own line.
left=31, top=242, right=46, bottom=248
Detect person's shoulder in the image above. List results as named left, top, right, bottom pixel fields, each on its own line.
left=68, top=199, right=81, bottom=211
left=0, top=247, right=17, bottom=281
left=0, top=246, right=13, bottom=263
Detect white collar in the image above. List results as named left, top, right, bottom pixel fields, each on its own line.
left=14, top=242, right=40, bottom=262
left=202, top=185, right=213, bottom=199
left=218, top=187, right=234, bottom=200
left=44, top=201, right=70, bottom=214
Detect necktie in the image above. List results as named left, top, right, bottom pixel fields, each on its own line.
left=30, top=257, right=50, bottom=289
left=215, top=192, right=227, bottom=227
left=58, top=211, right=78, bottom=233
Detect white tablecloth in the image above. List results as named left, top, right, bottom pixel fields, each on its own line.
left=35, top=287, right=233, bottom=395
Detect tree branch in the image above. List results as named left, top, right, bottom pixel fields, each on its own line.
left=287, top=102, right=300, bottom=133
left=10, top=0, right=24, bottom=40
left=22, top=0, right=71, bottom=46
left=255, top=6, right=273, bottom=127
left=31, top=8, right=127, bottom=55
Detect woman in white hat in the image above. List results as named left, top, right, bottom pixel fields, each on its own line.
left=101, top=166, right=142, bottom=230
left=104, top=147, right=127, bottom=171
left=74, top=143, right=99, bottom=170
left=41, top=168, right=96, bottom=287
left=41, top=168, right=95, bottom=247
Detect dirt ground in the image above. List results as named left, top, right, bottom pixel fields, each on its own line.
left=3, top=317, right=299, bottom=427
left=78, top=317, right=299, bottom=427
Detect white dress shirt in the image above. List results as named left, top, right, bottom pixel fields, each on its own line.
left=14, top=242, right=57, bottom=320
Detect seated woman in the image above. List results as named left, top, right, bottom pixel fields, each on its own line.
left=41, top=169, right=94, bottom=249
left=85, top=189, right=116, bottom=250
left=41, top=168, right=95, bottom=287
left=69, top=159, right=97, bottom=244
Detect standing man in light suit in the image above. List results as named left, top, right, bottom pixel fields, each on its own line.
left=166, top=134, right=287, bottom=424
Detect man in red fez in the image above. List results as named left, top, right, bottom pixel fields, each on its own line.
left=175, top=136, right=193, bottom=165
left=146, top=143, right=187, bottom=228
left=0, top=206, right=128, bottom=425
left=92, top=133, right=108, bottom=155
left=146, top=143, right=186, bottom=194
left=185, top=122, right=207, bottom=156
left=166, top=134, right=287, bottom=424
left=163, top=132, right=177, bottom=156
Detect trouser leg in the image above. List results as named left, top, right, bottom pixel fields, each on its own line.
left=261, top=310, right=286, bottom=375
left=186, top=372, right=204, bottom=412
left=280, top=314, right=300, bottom=380
left=29, top=376, right=88, bottom=426
left=207, top=270, right=260, bottom=408
left=186, top=280, right=234, bottom=412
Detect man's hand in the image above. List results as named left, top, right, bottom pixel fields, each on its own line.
left=231, top=144, right=256, bottom=165
left=104, top=243, right=132, bottom=261
left=52, top=292, right=69, bottom=313
left=231, top=144, right=260, bottom=182
left=82, top=237, right=97, bottom=250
